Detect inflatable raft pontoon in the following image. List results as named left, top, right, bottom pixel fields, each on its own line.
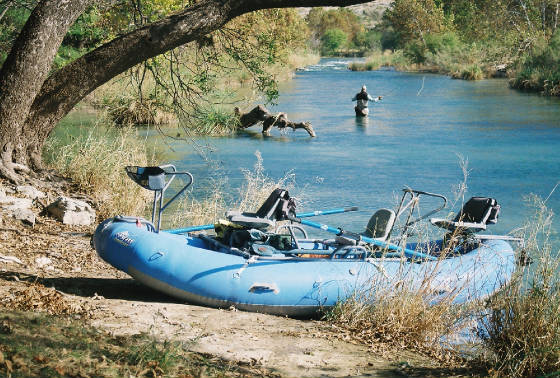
left=93, top=166, right=519, bottom=317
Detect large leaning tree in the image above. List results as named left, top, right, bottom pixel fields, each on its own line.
left=0, top=0, right=371, bottom=183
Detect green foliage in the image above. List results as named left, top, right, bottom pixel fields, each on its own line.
left=100, top=0, right=189, bottom=35
left=306, top=7, right=371, bottom=54
left=52, top=45, right=88, bottom=69
left=403, top=31, right=460, bottom=63
left=383, top=0, right=447, bottom=47
left=511, top=32, right=560, bottom=96
left=380, top=26, right=399, bottom=51
left=320, top=28, right=348, bottom=55
left=63, top=7, right=107, bottom=49
left=0, top=5, right=31, bottom=66
left=353, top=29, right=382, bottom=51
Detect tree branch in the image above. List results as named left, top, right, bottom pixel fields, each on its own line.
left=25, top=0, right=372, bottom=136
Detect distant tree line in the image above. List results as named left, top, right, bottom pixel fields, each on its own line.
left=379, top=0, right=560, bottom=94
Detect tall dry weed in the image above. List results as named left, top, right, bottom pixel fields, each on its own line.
left=326, top=257, right=468, bottom=361
left=478, top=194, right=560, bottom=378
left=44, top=125, right=157, bottom=219
left=168, top=151, right=296, bottom=229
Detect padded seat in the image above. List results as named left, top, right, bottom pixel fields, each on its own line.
left=431, top=197, right=500, bottom=232
left=226, top=188, right=295, bottom=230
left=363, top=208, right=396, bottom=242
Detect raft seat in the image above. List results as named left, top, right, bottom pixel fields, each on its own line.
left=226, top=188, right=294, bottom=230
left=430, top=197, right=500, bottom=233
left=363, top=208, right=396, bottom=242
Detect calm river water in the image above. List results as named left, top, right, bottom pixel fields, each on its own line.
left=165, top=58, right=560, bottom=242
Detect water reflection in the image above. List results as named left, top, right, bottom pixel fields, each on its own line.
left=354, top=115, right=369, bottom=129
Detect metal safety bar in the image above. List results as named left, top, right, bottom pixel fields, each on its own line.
left=395, top=188, right=448, bottom=239
left=125, top=165, right=193, bottom=232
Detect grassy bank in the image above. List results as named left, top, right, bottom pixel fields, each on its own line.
left=43, top=124, right=159, bottom=220
left=509, top=32, right=560, bottom=96
left=349, top=43, right=507, bottom=81
left=0, top=310, right=274, bottom=378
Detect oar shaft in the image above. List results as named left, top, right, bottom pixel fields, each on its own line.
left=168, top=224, right=215, bottom=234
left=296, top=207, right=358, bottom=218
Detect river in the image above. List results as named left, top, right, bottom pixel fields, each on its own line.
left=163, top=58, right=560, bottom=242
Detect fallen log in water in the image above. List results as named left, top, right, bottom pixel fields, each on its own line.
left=235, top=105, right=316, bottom=137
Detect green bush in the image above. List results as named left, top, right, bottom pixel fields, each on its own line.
left=404, top=32, right=462, bottom=64
left=511, top=32, right=560, bottom=96
left=403, top=40, right=428, bottom=63
left=425, top=32, right=461, bottom=54
left=380, top=27, right=399, bottom=51
left=353, top=30, right=382, bottom=52
left=63, top=7, right=107, bottom=49
left=320, top=28, right=348, bottom=55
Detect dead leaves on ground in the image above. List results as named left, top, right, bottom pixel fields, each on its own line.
left=1, top=282, right=92, bottom=316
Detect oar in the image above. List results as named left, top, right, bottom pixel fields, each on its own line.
left=294, top=206, right=358, bottom=218
left=290, top=217, right=437, bottom=261
left=165, top=206, right=359, bottom=235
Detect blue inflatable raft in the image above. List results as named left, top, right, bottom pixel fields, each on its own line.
left=93, top=166, right=518, bottom=317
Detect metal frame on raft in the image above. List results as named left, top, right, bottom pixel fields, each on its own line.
left=123, top=165, right=523, bottom=260
left=125, top=165, right=193, bottom=233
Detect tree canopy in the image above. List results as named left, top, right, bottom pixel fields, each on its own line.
left=0, top=0, right=371, bottom=183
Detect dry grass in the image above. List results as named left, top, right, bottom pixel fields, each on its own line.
left=44, top=124, right=158, bottom=220
left=477, top=195, right=560, bottom=378
left=325, top=254, right=468, bottom=363
left=0, top=310, right=275, bottom=378
left=168, top=151, right=296, bottom=229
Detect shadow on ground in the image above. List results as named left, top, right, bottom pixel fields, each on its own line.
left=0, top=271, right=178, bottom=303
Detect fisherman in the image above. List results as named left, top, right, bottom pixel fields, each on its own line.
left=352, top=85, right=382, bottom=116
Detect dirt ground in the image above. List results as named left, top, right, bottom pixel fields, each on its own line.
left=0, top=184, right=474, bottom=378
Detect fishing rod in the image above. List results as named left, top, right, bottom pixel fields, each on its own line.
left=165, top=206, right=359, bottom=235
left=288, top=216, right=437, bottom=261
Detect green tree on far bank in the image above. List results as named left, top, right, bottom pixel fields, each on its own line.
left=320, top=28, right=347, bottom=55
left=358, top=0, right=560, bottom=95
left=306, top=7, right=376, bottom=55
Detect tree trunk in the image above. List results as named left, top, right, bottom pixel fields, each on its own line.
left=0, top=0, right=91, bottom=182
left=0, top=0, right=369, bottom=182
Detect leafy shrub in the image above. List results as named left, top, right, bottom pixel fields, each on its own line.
left=320, top=28, right=348, bottom=55
left=63, top=7, right=107, bottom=49
left=404, top=32, right=462, bottom=64
left=380, top=26, right=399, bottom=51
left=511, top=32, right=560, bottom=96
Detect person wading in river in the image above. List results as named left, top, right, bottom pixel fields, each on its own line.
left=352, top=85, right=382, bottom=117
